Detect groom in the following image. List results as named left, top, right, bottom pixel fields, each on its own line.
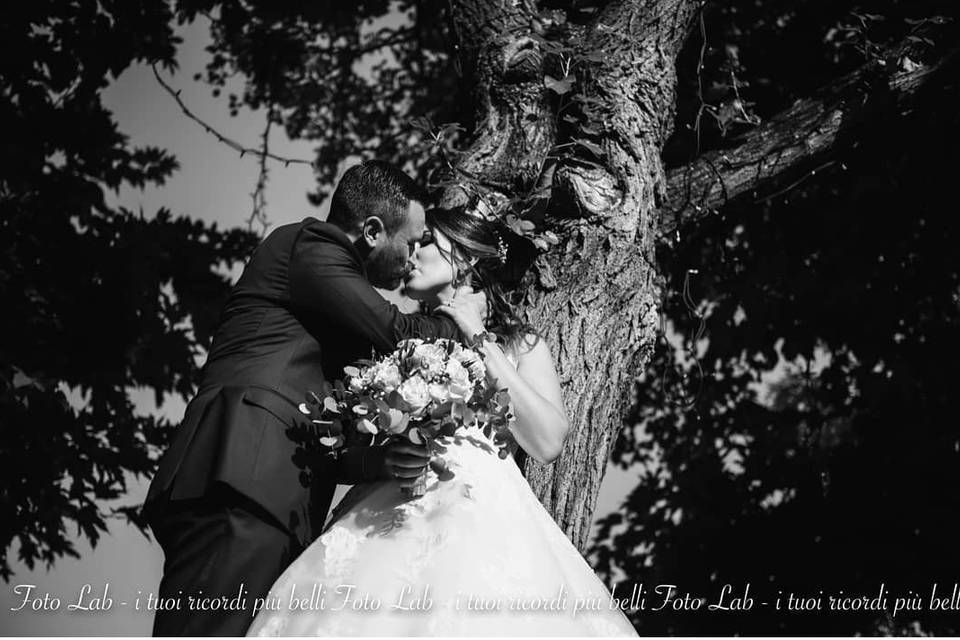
left=144, top=161, right=476, bottom=636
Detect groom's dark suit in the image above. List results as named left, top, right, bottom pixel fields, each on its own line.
left=144, top=217, right=457, bottom=636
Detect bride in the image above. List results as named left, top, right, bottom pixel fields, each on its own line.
left=247, top=206, right=637, bottom=636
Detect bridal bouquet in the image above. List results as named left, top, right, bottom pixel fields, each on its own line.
left=296, top=338, right=514, bottom=495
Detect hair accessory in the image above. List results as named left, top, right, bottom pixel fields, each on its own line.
left=456, top=194, right=508, bottom=264
left=495, top=231, right=508, bottom=264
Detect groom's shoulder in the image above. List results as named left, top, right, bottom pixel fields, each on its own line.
left=258, top=217, right=349, bottom=250
left=291, top=217, right=356, bottom=255
left=294, top=217, right=351, bottom=246
left=284, top=217, right=360, bottom=269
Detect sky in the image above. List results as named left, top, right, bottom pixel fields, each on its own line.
left=0, top=18, right=641, bottom=636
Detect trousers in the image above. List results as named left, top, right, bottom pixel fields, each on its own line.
left=150, top=485, right=303, bottom=636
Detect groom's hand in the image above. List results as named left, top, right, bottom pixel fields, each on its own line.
left=380, top=440, right=431, bottom=488
left=436, top=286, right=488, bottom=339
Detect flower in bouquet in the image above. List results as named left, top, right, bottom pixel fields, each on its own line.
left=443, top=358, right=473, bottom=400
left=300, top=337, right=516, bottom=496
left=397, top=374, right=432, bottom=414
left=450, top=348, right=486, bottom=381
left=409, top=342, right=447, bottom=378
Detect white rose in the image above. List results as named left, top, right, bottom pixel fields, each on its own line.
left=445, top=359, right=473, bottom=399
left=453, top=350, right=487, bottom=382
left=414, top=342, right=445, bottom=360
left=428, top=382, right=450, bottom=403
left=445, top=359, right=469, bottom=385
left=348, top=368, right=373, bottom=393
left=412, top=343, right=447, bottom=378
left=398, top=375, right=431, bottom=412
left=372, top=363, right=401, bottom=392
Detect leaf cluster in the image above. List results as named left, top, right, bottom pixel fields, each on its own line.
left=591, top=4, right=960, bottom=630
left=0, top=1, right=259, bottom=578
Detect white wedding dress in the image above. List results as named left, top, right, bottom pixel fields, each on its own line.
left=246, top=416, right=638, bottom=637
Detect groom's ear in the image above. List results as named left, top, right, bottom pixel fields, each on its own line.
left=360, top=216, right=386, bottom=248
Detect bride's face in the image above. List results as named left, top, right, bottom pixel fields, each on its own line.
left=402, top=228, right=461, bottom=300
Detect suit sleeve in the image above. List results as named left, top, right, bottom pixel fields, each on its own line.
left=289, top=224, right=459, bottom=352
left=333, top=444, right=387, bottom=485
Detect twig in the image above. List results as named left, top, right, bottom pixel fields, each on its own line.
left=693, top=9, right=710, bottom=156
left=247, top=114, right=273, bottom=235
left=668, top=7, right=721, bottom=244
left=151, top=64, right=314, bottom=168
left=754, top=159, right=838, bottom=205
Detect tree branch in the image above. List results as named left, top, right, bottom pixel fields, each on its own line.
left=352, top=28, right=418, bottom=58
left=151, top=65, right=314, bottom=168
left=247, top=114, right=272, bottom=236
left=661, top=42, right=958, bottom=235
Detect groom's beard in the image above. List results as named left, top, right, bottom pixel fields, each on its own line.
left=366, top=247, right=410, bottom=290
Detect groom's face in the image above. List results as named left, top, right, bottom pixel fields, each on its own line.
left=365, top=200, right=425, bottom=289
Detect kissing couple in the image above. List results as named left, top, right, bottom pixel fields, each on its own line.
left=144, top=160, right=637, bottom=636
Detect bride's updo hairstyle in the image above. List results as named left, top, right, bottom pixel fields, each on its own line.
left=424, top=205, right=539, bottom=348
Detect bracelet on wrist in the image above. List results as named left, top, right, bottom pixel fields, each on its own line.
left=467, top=331, right=497, bottom=349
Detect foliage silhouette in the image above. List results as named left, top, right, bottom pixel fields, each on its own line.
left=3, top=6, right=959, bottom=637
left=591, top=3, right=960, bottom=634
left=0, top=2, right=259, bottom=579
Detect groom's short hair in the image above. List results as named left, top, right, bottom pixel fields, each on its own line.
left=327, top=160, right=424, bottom=234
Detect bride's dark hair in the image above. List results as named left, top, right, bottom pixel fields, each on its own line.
left=424, top=206, right=539, bottom=348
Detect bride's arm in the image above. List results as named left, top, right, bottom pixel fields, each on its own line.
left=478, top=335, right=570, bottom=464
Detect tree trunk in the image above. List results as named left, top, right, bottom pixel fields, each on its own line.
left=448, top=0, right=699, bottom=551
left=445, top=1, right=954, bottom=554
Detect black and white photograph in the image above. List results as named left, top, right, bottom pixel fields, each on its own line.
left=2, top=0, right=959, bottom=636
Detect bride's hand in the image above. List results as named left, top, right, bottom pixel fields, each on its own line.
left=436, top=286, right=487, bottom=340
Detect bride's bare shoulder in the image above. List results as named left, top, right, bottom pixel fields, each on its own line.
left=511, top=330, right=552, bottom=364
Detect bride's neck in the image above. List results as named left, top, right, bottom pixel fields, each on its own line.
left=423, top=284, right=457, bottom=312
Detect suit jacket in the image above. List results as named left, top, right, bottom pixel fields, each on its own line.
left=144, top=218, right=459, bottom=546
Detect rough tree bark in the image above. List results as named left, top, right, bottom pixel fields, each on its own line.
left=662, top=40, right=958, bottom=233
left=443, top=0, right=952, bottom=553
left=446, top=0, right=699, bottom=552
